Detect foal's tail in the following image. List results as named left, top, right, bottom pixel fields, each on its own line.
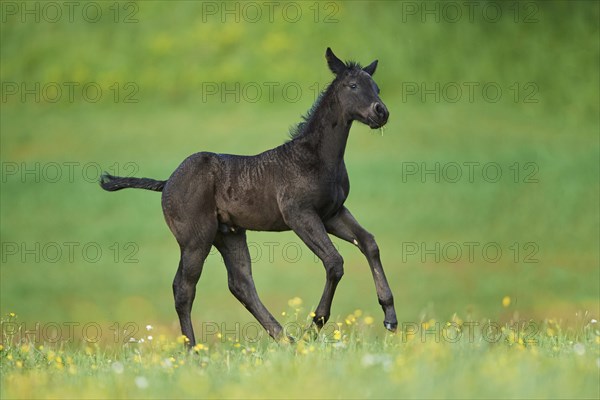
left=99, top=173, right=166, bottom=192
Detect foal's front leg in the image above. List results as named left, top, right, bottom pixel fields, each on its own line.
left=325, top=207, right=397, bottom=331
left=282, top=209, right=344, bottom=328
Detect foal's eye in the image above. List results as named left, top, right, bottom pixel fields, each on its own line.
left=349, top=83, right=357, bottom=89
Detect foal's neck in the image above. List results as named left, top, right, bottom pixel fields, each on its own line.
left=297, top=89, right=351, bottom=167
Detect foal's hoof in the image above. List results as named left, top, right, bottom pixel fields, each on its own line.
left=384, top=321, right=398, bottom=332
left=279, top=335, right=296, bottom=344
left=312, top=315, right=328, bottom=329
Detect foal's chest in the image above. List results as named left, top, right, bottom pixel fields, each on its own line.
left=314, top=171, right=350, bottom=219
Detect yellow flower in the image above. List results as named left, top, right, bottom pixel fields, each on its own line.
left=506, top=331, right=516, bottom=344
left=0, top=344, right=4, bottom=351
left=177, top=335, right=190, bottom=344
left=333, top=330, right=342, bottom=341
left=7, top=354, right=13, bottom=361
left=451, top=314, right=463, bottom=325
left=364, top=316, right=374, bottom=325
left=502, top=296, right=511, bottom=307
left=193, top=343, right=205, bottom=352
left=16, top=361, right=23, bottom=368
left=8, top=312, right=15, bottom=317
left=287, top=297, right=303, bottom=308
left=296, top=342, right=307, bottom=355
left=309, top=312, right=316, bottom=318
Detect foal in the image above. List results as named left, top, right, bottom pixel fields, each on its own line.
left=101, top=48, right=397, bottom=346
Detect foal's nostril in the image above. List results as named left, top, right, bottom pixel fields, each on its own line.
left=370, top=102, right=388, bottom=126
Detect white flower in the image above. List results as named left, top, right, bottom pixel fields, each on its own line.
left=138, top=338, right=145, bottom=344
left=361, top=354, right=375, bottom=367
left=146, top=325, right=153, bottom=331
left=111, top=362, right=124, bottom=374
left=135, top=376, right=149, bottom=389
left=147, top=335, right=153, bottom=341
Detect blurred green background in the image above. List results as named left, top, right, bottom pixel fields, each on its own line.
left=1, top=1, right=598, bottom=337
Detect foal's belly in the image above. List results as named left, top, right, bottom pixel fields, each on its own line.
left=219, top=206, right=290, bottom=232
left=215, top=186, right=289, bottom=232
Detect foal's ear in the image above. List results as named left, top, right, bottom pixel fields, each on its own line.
left=326, top=47, right=346, bottom=75
left=363, top=60, right=378, bottom=76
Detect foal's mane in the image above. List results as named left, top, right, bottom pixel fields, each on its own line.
left=288, top=61, right=363, bottom=140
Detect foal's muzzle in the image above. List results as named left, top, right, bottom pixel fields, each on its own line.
left=369, top=102, right=389, bottom=128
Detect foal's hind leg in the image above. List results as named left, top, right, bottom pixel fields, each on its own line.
left=214, top=230, right=283, bottom=340
left=167, top=206, right=217, bottom=346
left=325, top=206, right=397, bottom=331
left=162, top=152, right=221, bottom=346
left=172, top=237, right=213, bottom=347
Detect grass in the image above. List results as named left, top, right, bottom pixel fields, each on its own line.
left=2, top=308, right=599, bottom=399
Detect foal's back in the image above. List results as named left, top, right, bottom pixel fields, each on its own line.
left=162, top=147, right=296, bottom=233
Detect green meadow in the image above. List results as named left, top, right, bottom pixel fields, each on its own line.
left=1, top=1, right=598, bottom=398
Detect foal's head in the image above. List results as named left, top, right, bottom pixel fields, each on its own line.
left=326, top=47, right=389, bottom=129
